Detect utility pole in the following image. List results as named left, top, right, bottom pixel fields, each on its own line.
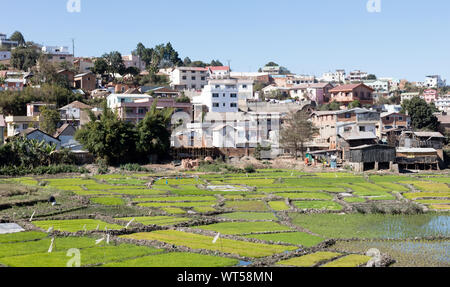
left=72, top=38, right=75, bottom=57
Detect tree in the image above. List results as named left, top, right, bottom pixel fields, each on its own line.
left=280, top=110, right=318, bottom=160
left=136, top=100, right=173, bottom=162
left=103, top=51, right=126, bottom=80
left=319, top=101, right=341, bottom=111
left=39, top=106, right=61, bottom=135
left=75, top=102, right=138, bottom=165
left=183, top=57, right=192, bottom=66
left=265, top=62, right=279, bottom=67
left=9, top=31, right=26, bottom=46
left=33, top=55, right=71, bottom=88
left=348, top=100, right=361, bottom=109
left=11, top=46, right=39, bottom=71
left=401, top=96, right=439, bottom=131
left=366, top=74, right=377, bottom=80
left=210, top=60, right=224, bottom=66
left=92, top=58, right=109, bottom=76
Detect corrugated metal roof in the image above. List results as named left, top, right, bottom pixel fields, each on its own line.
left=397, top=148, right=437, bottom=153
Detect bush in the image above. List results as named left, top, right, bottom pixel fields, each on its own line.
left=120, top=163, right=149, bottom=172
left=244, top=164, right=256, bottom=173
left=0, top=165, right=89, bottom=176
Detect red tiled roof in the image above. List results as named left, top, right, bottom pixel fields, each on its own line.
left=329, top=83, right=374, bottom=93
left=207, top=66, right=230, bottom=71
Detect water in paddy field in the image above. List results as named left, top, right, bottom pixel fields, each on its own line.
left=237, top=261, right=252, bottom=266
left=377, top=215, right=449, bottom=239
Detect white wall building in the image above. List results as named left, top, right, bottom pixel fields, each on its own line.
left=363, top=79, right=390, bottom=92
left=401, top=92, right=423, bottom=103
left=122, top=54, right=146, bottom=71
left=320, top=69, right=346, bottom=83
left=435, top=95, right=450, bottom=112
left=347, top=70, right=368, bottom=82
left=425, top=75, right=446, bottom=88
left=0, top=51, right=11, bottom=61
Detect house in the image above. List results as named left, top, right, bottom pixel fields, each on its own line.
left=106, top=83, right=137, bottom=94
left=4, top=116, right=40, bottom=138
left=26, top=102, right=56, bottom=117
left=435, top=94, right=450, bottom=112
left=436, top=112, right=450, bottom=134
left=262, top=66, right=282, bottom=75
left=400, top=92, right=422, bottom=104
left=289, top=83, right=333, bottom=105
left=346, top=70, right=368, bottom=82
left=59, top=101, right=93, bottom=126
left=348, top=144, right=396, bottom=172
left=207, top=66, right=230, bottom=77
left=272, top=75, right=315, bottom=87
left=230, top=72, right=271, bottom=85
left=140, top=86, right=180, bottom=98
left=193, top=77, right=253, bottom=113
left=396, top=148, right=440, bottom=170
left=0, top=51, right=11, bottom=62
left=74, top=72, right=96, bottom=92
left=122, top=54, right=146, bottom=71
left=320, top=69, right=346, bottom=83
left=0, top=34, right=18, bottom=50
left=41, top=46, right=73, bottom=67
left=423, top=89, right=439, bottom=104
left=57, top=69, right=75, bottom=87
left=107, top=94, right=192, bottom=124
left=380, top=112, right=410, bottom=131
left=310, top=108, right=381, bottom=152
left=328, top=83, right=374, bottom=106
left=0, top=115, right=5, bottom=145
left=425, top=75, right=446, bottom=88
left=18, top=128, right=61, bottom=148
left=399, top=131, right=445, bottom=161
left=73, top=57, right=95, bottom=74
left=54, top=123, right=82, bottom=150
left=169, top=67, right=209, bottom=90
left=4, top=78, right=25, bottom=91
left=363, top=79, right=390, bottom=93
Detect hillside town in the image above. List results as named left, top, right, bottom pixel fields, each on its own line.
left=0, top=31, right=449, bottom=173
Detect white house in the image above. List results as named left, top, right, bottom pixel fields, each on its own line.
left=435, top=94, right=450, bottom=112
left=320, top=69, right=346, bottom=83
left=207, top=66, right=230, bottom=77
left=0, top=115, right=5, bottom=145
left=122, top=54, right=146, bottom=71
left=4, top=116, right=40, bottom=138
left=193, top=78, right=253, bottom=113
left=401, top=92, right=423, bottom=103
left=59, top=101, right=93, bottom=126
left=363, top=79, right=390, bottom=92
left=0, top=51, right=11, bottom=61
left=106, top=94, right=151, bottom=109
left=425, top=75, right=446, bottom=88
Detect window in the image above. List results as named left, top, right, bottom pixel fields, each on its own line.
left=344, top=127, right=351, bottom=132
left=230, top=103, right=237, bottom=107
left=230, top=93, right=237, bottom=98
left=223, top=103, right=226, bottom=107
left=191, top=85, right=196, bottom=89
left=215, top=85, right=220, bottom=89
left=386, top=116, right=390, bottom=121
left=182, top=76, right=187, bottom=80
left=23, top=124, right=28, bottom=129
left=201, top=77, right=205, bottom=81
left=212, top=93, right=219, bottom=98
left=213, top=103, right=219, bottom=107
left=345, top=113, right=351, bottom=119
left=359, top=126, right=366, bottom=132
left=242, top=85, right=247, bottom=89
left=399, top=117, right=403, bottom=121
left=191, top=76, right=196, bottom=80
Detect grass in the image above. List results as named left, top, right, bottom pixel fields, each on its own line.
left=403, top=192, right=450, bottom=200
left=293, top=201, right=343, bottom=211
left=224, top=201, right=269, bottom=212
left=0, top=231, right=47, bottom=244
left=116, top=216, right=190, bottom=226
left=343, top=197, right=366, bottom=203
left=217, top=212, right=278, bottom=221
left=132, top=196, right=216, bottom=202
left=161, top=207, right=186, bottom=214
left=0, top=236, right=97, bottom=258
left=121, top=230, right=297, bottom=258
left=0, top=243, right=163, bottom=267
left=243, top=232, right=324, bottom=247
left=274, top=192, right=333, bottom=200
left=90, top=197, right=126, bottom=206
left=193, top=206, right=217, bottom=213
left=321, top=254, right=371, bottom=267
left=102, top=252, right=239, bottom=267
left=197, top=222, right=291, bottom=235
left=32, top=219, right=124, bottom=232
left=268, top=201, right=291, bottom=211
left=276, top=251, right=341, bottom=267
left=406, top=182, right=450, bottom=192
left=137, top=201, right=217, bottom=208
left=154, top=178, right=200, bottom=185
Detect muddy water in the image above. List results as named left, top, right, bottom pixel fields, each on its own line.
left=376, top=215, right=449, bottom=239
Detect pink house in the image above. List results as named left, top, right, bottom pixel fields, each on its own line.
left=423, top=89, right=438, bottom=104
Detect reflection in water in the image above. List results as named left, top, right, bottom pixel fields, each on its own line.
left=378, top=215, right=449, bottom=239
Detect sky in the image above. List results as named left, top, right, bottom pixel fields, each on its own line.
left=1, top=0, right=449, bottom=82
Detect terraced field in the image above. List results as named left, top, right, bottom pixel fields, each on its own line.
left=0, top=170, right=449, bottom=267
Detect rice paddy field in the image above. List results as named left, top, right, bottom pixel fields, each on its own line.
left=0, top=170, right=449, bottom=267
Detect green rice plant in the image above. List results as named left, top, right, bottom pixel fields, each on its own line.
left=45, top=178, right=96, bottom=186
left=402, top=181, right=450, bottom=192
left=82, top=184, right=135, bottom=190
left=274, top=192, right=333, bottom=200
left=90, top=197, right=126, bottom=206
left=102, top=252, right=239, bottom=267
left=243, top=232, right=323, bottom=247
left=321, top=254, right=371, bottom=267
left=403, top=192, right=450, bottom=200
left=32, top=219, right=124, bottom=232
left=72, top=190, right=113, bottom=196
left=276, top=251, right=342, bottom=267
left=218, top=212, right=277, bottom=221
left=373, top=182, right=409, bottom=192
left=193, top=206, right=217, bottom=213
left=293, top=201, right=343, bottom=211
left=429, top=204, right=450, bottom=210
left=268, top=201, right=290, bottom=211
left=223, top=178, right=275, bottom=187
left=116, top=216, right=190, bottom=226
left=197, top=221, right=291, bottom=235
left=14, top=177, right=40, bottom=187
left=0, top=231, right=47, bottom=244
left=416, top=199, right=450, bottom=205
left=224, top=201, right=269, bottom=212
left=137, top=201, right=217, bottom=208
left=161, top=207, right=186, bottom=214
left=121, top=230, right=297, bottom=258
left=0, top=243, right=163, bottom=267
left=108, top=189, right=166, bottom=196
left=132, top=196, right=216, bottom=202
left=154, top=178, right=200, bottom=185
left=0, top=237, right=97, bottom=258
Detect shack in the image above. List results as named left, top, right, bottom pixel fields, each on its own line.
left=396, top=148, right=440, bottom=170
left=347, top=144, right=396, bottom=172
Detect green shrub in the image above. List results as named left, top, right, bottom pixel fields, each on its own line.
left=0, top=165, right=88, bottom=176
left=120, top=163, right=149, bottom=172
left=244, top=164, right=256, bottom=173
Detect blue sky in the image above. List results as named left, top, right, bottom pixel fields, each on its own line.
left=1, top=0, right=449, bottom=82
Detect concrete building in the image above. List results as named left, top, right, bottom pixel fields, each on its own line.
left=289, top=83, right=333, bottom=105
left=320, top=70, right=346, bottom=83
left=74, top=72, right=96, bottom=92
left=4, top=116, right=40, bottom=138
left=18, top=128, right=61, bottom=148
left=193, top=78, right=253, bottom=113
left=400, top=92, right=422, bottom=103
left=425, top=75, right=446, bottom=88
left=0, top=34, right=18, bottom=50
left=328, top=83, right=374, bottom=106
left=169, top=67, right=208, bottom=90
left=0, top=51, right=11, bottom=61
left=347, top=70, right=368, bottom=82
left=435, top=94, right=450, bottom=112
left=207, top=66, right=230, bottom=77
left=423, top=89, right=439, bottom=104
left=122, top=54, right=146, bottom=71
left=59, top=101, right=93, bottom=126
left=380, top=112, right=410, bottom=131
left=41, top=46, right=73, bottom=66
left=26, top=102, right=56, bottom=117
left=74, top=58, right=95, bottom=74
left=363, top=79, right=389, bottom=92
left=0, top=115, right=5, bottom=145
